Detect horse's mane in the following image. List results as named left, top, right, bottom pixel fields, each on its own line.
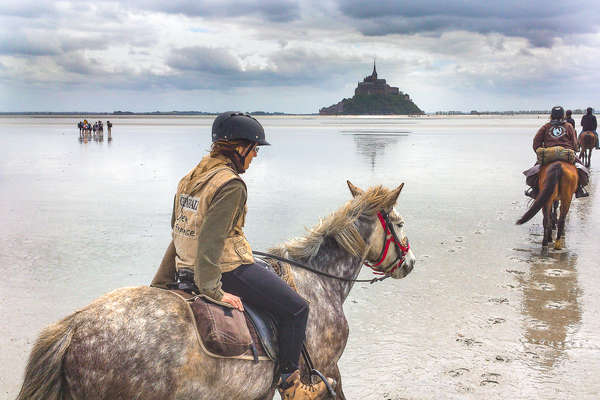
left=269, top=185, right=397, bottom=261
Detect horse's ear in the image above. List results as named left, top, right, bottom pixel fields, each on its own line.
left=388, top=183, right=404, bottom=205
left=347, top=180, right=364, bottom=197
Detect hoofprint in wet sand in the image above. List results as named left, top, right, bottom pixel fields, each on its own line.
left=17, top=181, right=416, bottom=400
left=517, top=161, right=578, bottom=253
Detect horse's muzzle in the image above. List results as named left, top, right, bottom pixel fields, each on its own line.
left=391, top=257, right=415, bottom=279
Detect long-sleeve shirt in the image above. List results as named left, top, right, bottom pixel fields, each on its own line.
left=581, top=114, right=597, bottom=132
left=191, top=180, right=247, bottom=300
left=151, top=179, right=247, bottom=300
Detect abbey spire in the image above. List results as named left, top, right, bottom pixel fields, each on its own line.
left=372, top=58, right=377, bottom=79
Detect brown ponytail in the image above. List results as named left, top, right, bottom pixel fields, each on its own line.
left=210, top=139, right=252, bottom=173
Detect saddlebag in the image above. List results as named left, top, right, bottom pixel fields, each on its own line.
left=536, top=146, right=576, bottom=165
left=190, top=296, right=253, bottom=357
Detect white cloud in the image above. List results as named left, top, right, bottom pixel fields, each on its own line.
left=1, top=0, right=599, bottom=112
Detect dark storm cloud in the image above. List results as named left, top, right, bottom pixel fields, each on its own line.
left=144, top=0, right=300, bottom=22
left=337, top=0, right=598, bottom=47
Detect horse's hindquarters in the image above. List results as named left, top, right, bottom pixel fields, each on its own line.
left=34, top=287, right=274, bottom=400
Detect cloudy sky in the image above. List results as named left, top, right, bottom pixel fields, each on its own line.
left=1, top=0, right=599, bottom=113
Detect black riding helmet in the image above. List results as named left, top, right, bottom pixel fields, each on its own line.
left=550, top=106, right=564, bottom=120
left=212, top=111, right=270, bottom=146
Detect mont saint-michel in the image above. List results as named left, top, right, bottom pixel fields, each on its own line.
left=319, top=62, right=423, bottom=115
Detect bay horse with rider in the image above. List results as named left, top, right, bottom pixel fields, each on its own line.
left=519, top=106, right=589, bottom=252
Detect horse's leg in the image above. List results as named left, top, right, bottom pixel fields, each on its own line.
left=542, top=203, right=551, bottom=253
left=551, top=201, right=558, bottom=230
left=588, top=148, right=592, bottom=168
left=555, top=197, right=571, bottom=250
left=257, top=388, right=276, bottom=400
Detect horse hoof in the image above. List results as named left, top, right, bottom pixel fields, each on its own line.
left=554, top=239, right=564, bottom=250
left=541, top=245, right=549, bottom=256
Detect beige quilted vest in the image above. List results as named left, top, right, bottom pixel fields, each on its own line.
left=173, top=155, right=254, bottom=273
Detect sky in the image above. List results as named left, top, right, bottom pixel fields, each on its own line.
left=1, top=0, right=599, bottom=113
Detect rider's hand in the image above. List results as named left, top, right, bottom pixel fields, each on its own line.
left=221, top=291, right=244, bottom=311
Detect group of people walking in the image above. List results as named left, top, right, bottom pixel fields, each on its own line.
left=77, top=119, right=113, bottom=141
left=524, top=106, right=596, bottom=199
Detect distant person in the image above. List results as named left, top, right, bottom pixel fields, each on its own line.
left=581, top=107, right=599, bottom=149
left=107, top=120, right=112, bottom=140
left=565, top=110, right=575, bottom=129
left=524, top=106, right=588, bottom=198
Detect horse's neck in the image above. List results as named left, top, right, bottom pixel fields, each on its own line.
left=292, top=217, right=373, bottom=304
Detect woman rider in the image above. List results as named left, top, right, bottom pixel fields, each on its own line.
left=151, top=112, right=333, bottom=400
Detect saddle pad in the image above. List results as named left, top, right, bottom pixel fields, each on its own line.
left=536, top=146, right=575, bottom=165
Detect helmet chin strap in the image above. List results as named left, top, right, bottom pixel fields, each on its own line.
left=231, top=143, right=255, bottom=174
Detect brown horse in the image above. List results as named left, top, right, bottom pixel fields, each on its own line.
left=16, top=181, right=416, bottom=400
left=517, top=161, right=578, bottom=252
left=578, top=131, right=595, bottom=168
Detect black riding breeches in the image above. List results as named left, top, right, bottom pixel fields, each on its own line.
left=221, top=262, right=308, bottom=373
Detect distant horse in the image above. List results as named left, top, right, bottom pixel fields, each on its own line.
left=517, top=161, right=578, bottom=252
left=17, top=181, right=416, bottom=400
left=578, top=131, right=595, bottom=168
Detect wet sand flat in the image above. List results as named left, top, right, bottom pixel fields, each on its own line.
left=1, top=115, right=599, bottom=399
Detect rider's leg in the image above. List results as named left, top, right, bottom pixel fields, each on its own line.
left=221, top=263, right=333, bottom=399
left=221, top=263, right=307, bottom=370
left=525, top=173, right=539, bottom=199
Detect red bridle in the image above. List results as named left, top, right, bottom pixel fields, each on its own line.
left=364, top=212, right=410, bottom=276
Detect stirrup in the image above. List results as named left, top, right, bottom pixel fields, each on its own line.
left=575, top=186, right=589, bottom=198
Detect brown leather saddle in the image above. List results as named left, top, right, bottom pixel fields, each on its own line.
left=168, top=261, right=279, bottom=362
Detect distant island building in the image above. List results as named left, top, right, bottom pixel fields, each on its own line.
left=319, top=62, right=423, bottom=115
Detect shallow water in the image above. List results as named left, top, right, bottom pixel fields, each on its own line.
left=1, top=115, right=599, bottom=399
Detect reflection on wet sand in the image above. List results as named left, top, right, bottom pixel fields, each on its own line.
left=351, top=134, right=404, bottom=169
left=519, top=250, right=581, bottom=370
left=573, top=178, right=596, bottom=226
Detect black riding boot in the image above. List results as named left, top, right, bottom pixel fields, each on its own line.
left=575, top=185, right=589, bottom=198
left=525, top=186, right=539, bottom=199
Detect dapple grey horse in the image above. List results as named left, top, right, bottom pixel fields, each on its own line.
left=17, top=181, right=416, bottom=400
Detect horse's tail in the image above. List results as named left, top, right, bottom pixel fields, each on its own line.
left=516, top=163, right=562, bottom=225
left=16, top=313, right=79, bottom=400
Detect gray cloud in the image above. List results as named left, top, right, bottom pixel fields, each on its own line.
left=165, top=46, right=363, bottom=90
left=337, top=0, right=599, bottom=47
left=143, top=0, right=300, bottom=22
left=167, top=47, right=243, bottom=73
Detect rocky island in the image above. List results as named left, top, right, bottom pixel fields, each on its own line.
left=319, top=62, right=423, bottom=115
